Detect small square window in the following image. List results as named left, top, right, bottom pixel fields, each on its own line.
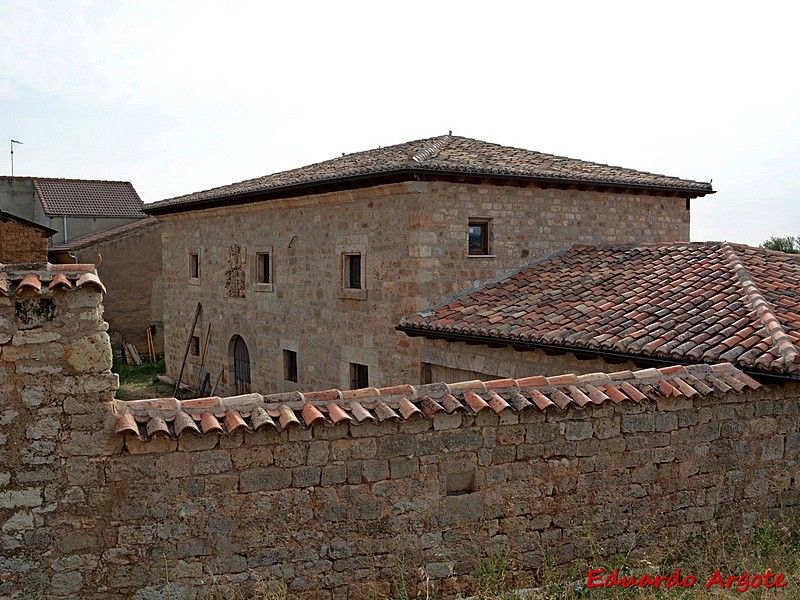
left=350, top=363, right=369, bottom=389
left=190, top=335, right=200, bottom=357
left=284, top=349, right=298, bottom=383
left=468, top=220, right=490, bottom=256
left=345, top=254, right=362, bottom=289
left=189, top=253, right=200, bottom=279
left=257, top=252, right=271, bottom=284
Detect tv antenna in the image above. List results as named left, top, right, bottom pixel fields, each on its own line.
left=10, top=139, right=23, bottom=177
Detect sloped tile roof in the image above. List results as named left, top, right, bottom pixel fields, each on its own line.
left=398, top=242, right=800, bottom=377
left=49, top=216, right=159, bottom=252
left=26, top=177, right=144, bottom=218
left=0, top=263, right=106, bottom=296
left=113, top=363, right=758, bottom=442
left=144, top=135, right=713, bottom=214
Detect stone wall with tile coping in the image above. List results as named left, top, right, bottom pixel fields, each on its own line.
left=0, top=282, right=118, bottom=598
left=1, top=281, right=799, bottom=599
left=159, top=180, right=690, bottom=396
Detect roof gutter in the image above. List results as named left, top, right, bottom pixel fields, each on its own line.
left=144, top=168, right=714, bottom=216
left=395, top=325, right=797, bottom=384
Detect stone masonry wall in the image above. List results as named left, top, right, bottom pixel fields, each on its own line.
left=70, top=220, right=163, bottom=355
left=0, top=219, right=49, bottom=263
left=1, top=282, right=798, bottom=599
left=160, top=180, right=690, bottom=395
left=0, top=280, right=118, bottom=598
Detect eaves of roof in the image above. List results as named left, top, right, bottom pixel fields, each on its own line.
left=143, top=135, right=714, bottom=216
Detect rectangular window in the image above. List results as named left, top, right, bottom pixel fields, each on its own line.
left=190, top=335, right=200, bottom=357
left=468, top=219, right=490, bottom=256
left=189, top=253, right=200, bottom=279
left=345, top=253, right=362, bottom=289
left=257, top=252, right=271, bottom=284
left=283, top=349, right=298, bottom=383
left=350, top=362, right=369, bottom=389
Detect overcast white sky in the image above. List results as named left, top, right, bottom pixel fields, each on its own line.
left=1, top=0, right=797, bottom=246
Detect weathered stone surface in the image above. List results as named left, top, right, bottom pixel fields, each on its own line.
left=66, top=331, right=112, bottom=373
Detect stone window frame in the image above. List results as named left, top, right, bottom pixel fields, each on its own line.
left=280, top=339, right=300, bottom=387
left=251, top=244, right=274, bottom=293
left=337, top=236, right=367, bottom=300
left=188, top=248, right=202, bottom=284
left=468, top=218, right=494, bottom=257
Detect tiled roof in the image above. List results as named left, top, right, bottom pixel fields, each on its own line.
left=398, top=242, right=800, bottom=378
left=0, top=263, right=106, bottom=296
left=144, top=135, right=713, bottom=213
left=23, top=177, right=144, bottom=218
left=113, top=363, right=758, bottom=442
left=49, top=216, right=159, bottom=252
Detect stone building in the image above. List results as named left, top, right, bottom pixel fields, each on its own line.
left=144, top=134, right=713, bottom=394
left=398, top=242, right=800, bottom=383
left=49, top=216, right=164, bottom=356
left=0, top=176, right=145, bottom=245
left=0, top=210, right=56, bottom=263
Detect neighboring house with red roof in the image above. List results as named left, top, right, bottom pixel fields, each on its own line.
left=145, top=133, right=713, bottom=395
left=49, top=216, right=163, bottom=357
left=398, top=242, right=800, bottom=382
left=0, top=176, right=145, bottom=245
left=0, top=210, right=56, bottom=263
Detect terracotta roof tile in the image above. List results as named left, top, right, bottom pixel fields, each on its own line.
left=24, top=177, right=144, bottom=218
left=49, top=215, right=157, bottom=251
left=0, top=263, right=105, bottom=297
left=399, top=242, right=800, bottom=378
left=113, top=363, right=758, bottom=443
left=145, top=135, right=713, bottom=214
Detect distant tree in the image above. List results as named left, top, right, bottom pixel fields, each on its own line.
left=760, top=236, right=800, bottom=253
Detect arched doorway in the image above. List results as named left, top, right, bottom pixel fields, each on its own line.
left=229, top=335, right=251, bottom=395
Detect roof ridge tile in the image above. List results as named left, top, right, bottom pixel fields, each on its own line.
left=721, top=242, right=800, bottom=370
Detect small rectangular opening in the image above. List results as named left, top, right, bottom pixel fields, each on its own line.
left=189, top=253, right=200, bottom=279
left=350, top=362, right=369, bottom=389
left=190, top=335, right=200, bottom=357
left=446, top=471, right=476, bottom=496
left=345, top=254, right=362, bottom=289
left=468, top=220, right=490, bottom=256
left=257, top=252, right=271, bottom=284
left=284, top=349, right=298, bottom=383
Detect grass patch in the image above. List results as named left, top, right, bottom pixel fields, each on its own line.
left=113, top=359, right=175, bottom=399
left=526, top=512, right=800, bottom=599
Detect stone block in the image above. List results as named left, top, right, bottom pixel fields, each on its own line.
left=307, top=441, right=330, bottom=466
left=321, top=464, right=346, bottom=485
left=525, top=422, right=559, bottom=443
left=622, top=413, right=655, bottom=433
left=361, top=460, right=390, bottom=482
left=433, top=412, right=462, bottom=430
left=293, top=466, right=321, bottom=487
left=440, top=492, right=484, bottom=526
left=190, top=451, right=232, bottom=475
left=51, top=571, right=82, bottom=597
left=389, top=457, right=419, bottom=479
left=376, top=434, right=415, bottom=458
left=273, top=443, right=308, bottom=468
left=564, top=421, right=592, bottom=441
left=240, top=467, right=292, bottom=492
left=178, top=434, right=218, bottom=452
left=64, top=430, right=124, bottom=456
left=66, top=332, right=112, bottom=373
left=231, top=446, right=273, bottom=469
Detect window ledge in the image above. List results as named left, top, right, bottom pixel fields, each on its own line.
left=255, top=283, right=274, bottom=293
left=468, top=254, right=496, bottom=259
left=188, top=278, right=201, bottom=285
left=339, top=288, right=367, bottom=300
